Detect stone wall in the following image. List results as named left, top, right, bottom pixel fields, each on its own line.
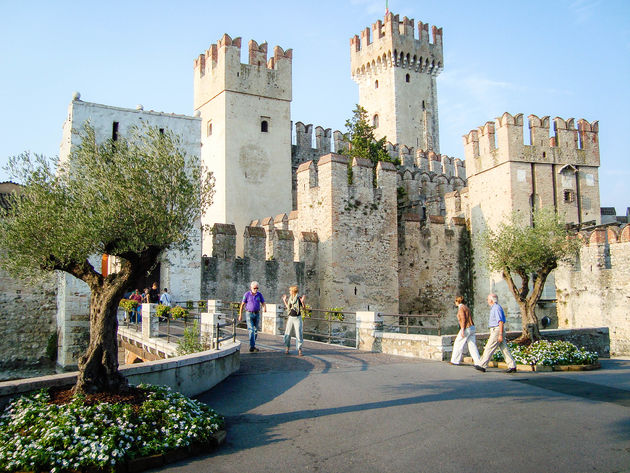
left=296, top=154, right=399, bottom=313
left=0, top=270, right=57, bottom=368
left=397, top=214, right=466, bottom=330
left=556, top=225, right=630, bottom=355
left=201, top=223, right=317, bottom=307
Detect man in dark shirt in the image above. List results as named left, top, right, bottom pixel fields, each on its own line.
left=149, top=282, right=160, bottom=304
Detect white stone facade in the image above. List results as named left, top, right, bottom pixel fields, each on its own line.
left=194, top=35, right=293, bottom=255
left=55, top=99, right=203, bottom=367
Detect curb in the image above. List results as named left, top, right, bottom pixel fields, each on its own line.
left=460, top=357, right=601, bottom=372
left=486, top=361, right=601, bottom=372
left=124, top=429, right=226, bottom=473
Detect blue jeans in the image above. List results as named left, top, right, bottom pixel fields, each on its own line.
left=284, top=315, right=303, bottom=350
left=246, top=311, right=260, bottom=348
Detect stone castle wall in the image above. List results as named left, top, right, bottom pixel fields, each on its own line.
left=398, top=214, right=467, bottom=330
left=0, top=270, right=57, bottom=368
left=201, top=222, right=317, bottom=307
left=296, top=154, right=399, bottom=313
left=556, top=225, right=630, bottom=355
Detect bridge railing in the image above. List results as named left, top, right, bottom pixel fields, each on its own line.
left=118, top=301, right=237, bottom=352
left=379, top=313, right=443, bottom=335
left=297, top=308, right=357, bottom=347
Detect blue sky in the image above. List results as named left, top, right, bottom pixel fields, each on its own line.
left=1, top=0, right=628, bottom=212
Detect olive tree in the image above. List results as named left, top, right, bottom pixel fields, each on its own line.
left=481, top=207, right=581, bottom=343
left=0, top=125, right=214, bottom=393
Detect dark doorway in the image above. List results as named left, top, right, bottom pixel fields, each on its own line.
left=128, top=263, right=161, bottom=295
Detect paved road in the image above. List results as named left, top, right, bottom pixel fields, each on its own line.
left=152, top=331, right=630, bottom=473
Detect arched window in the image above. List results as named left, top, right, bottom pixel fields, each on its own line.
left=406, top=73, right=410, bottom=83
left=374, top=80, right=379, bottom=89
left=261, top=120, right=268, bottom=133
left=373, top=114, right=379, bottom=129
left=206, top=121, right=212, bottom=136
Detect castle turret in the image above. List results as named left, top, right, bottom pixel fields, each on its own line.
left=463, top=111, right=601, bottom=327
left=350, top=12, right=443, bottom=152
left=194, top=34, right=293, bottom=255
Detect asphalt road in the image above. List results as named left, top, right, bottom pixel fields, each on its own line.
left=151, top=331, right=630, bottom=473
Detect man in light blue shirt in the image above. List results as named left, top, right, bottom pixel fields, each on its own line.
left=475, top=293, right=517, bottom=373
left=159, top=288, right=172, bottom=307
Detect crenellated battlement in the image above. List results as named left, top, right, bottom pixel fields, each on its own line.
left=350, top=12, right=443, bottom=81
left=463, top=112, right=600, bottom=176
left=296, top=154, right=398, bottom=204
left=577, top=224, right=630, bottom=247
left=193, top=33, right=292, bottom=109
left=292, top=122, right=347, bottom=155
left=194, top=33, right=292, bottom=76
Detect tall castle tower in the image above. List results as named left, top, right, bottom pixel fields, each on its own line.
left=194, top=34, right=293, bottom=254
left=463, top=112, right=601, bottom=325
left=350, top=12, right=443, bottom=152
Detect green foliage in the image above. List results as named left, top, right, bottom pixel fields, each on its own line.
left=155, top=304, right=170, bottom=319
left=493, top=340, right=598, bottom=366
left=481, top=207, right=581, bottom=276
left=457, top=228, right=475, bottom=314
left=118, top=299, right=138, bottom=313
left=0, top=123, right=215, bottom=282
left=0, top=385, right=223, bottom=472
left=324, top=307, right=345, bottom=321
left=302, top=303, right=312, bottom=318
left=198, top=300, right=207, bottom=311
left=45, top=332, right=57, bottom=362
left=177, top=321, right=204, bottom=355
left=170, top=306, right=189, bottom=320
left=342, top=105, right=398, bottom=185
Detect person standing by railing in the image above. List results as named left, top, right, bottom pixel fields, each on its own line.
left=159, top=288, right=172, bottom=307
left=282, top=285, right=305, bottom=356
left=129, top=289, right=143, bottom=323
left=450, top=296, right=480, bottom=366
left=239, top=281, right=266, bottom=353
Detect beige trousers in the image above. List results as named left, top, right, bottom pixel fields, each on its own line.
left=479, top=326, right=516, bottom=369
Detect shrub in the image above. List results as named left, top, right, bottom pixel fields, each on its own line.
left=493, top=340, right=598, bottom=366
left=177, top=321, right=205, bottom=355
left=170, top=306, right=189, bottom=319
left=155, top=304, right=170, bottom=319
left=0, top=385, right=223, bottom=473
left=118, top=299, right=138, bottom=313
left=324, top=307, right=344, bottom=321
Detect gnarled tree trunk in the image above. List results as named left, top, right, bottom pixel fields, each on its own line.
left=69, top=246, right=161, bottom=394
left=74, top=279, right=129, bottom=393
left=502, top=264, right=555, bottom=345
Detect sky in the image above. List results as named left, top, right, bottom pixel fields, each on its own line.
left=1, top=0, right=629, bottom=212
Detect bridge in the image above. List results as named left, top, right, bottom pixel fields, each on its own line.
left=154, top=330, right=630, bottom=473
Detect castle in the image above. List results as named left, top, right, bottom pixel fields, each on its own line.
left=2, top=11, right=628, bottom=369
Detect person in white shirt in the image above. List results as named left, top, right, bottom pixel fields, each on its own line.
left=159, top=288, right=172, bottom=307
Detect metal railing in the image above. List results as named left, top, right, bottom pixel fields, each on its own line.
left=295, top=308, right=357, bottom=347
left=213, top=316, right=237, bottom=349
left=118, top=301, right=237, bottom=349
left=379, top=313, right=443, bottom=336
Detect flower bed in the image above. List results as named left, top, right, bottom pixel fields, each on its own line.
left=0, top=384, right=224, bottom=473
left=493, top=340, right=599, bottom=366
